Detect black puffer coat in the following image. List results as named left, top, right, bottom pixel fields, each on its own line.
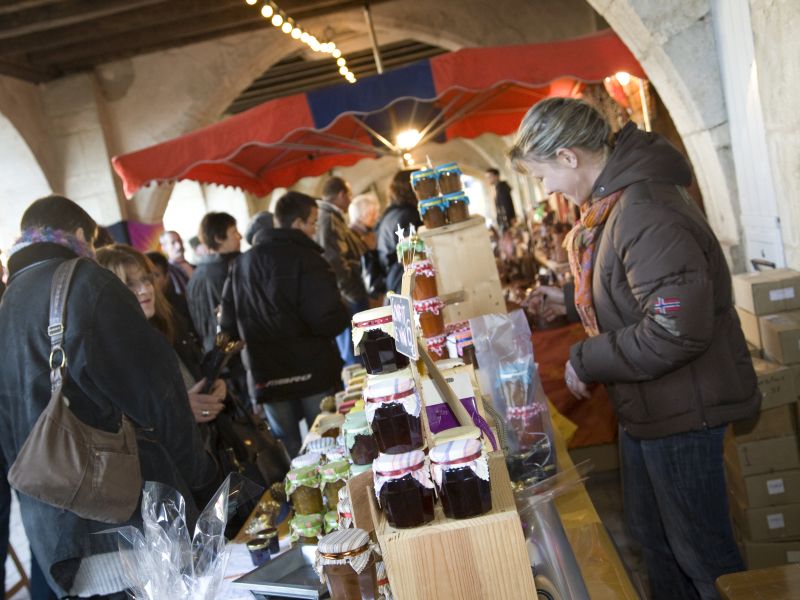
left=376, top=203, right=422, bottom=294
left=187, top=252, right=239, bottom=352
left=0, top=243, right=217, bottom=596
left=569, top=123, right=760, bottom=439
left=220, top=229, right=349, bottom=403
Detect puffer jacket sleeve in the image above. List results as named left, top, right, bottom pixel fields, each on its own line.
left=569, top=200, right=715, bottom=384
left=85, top=278, right=218, bottom=492
left=298, top=254, right=351, bottom=338
left=317, top=207, right=360, bottom=303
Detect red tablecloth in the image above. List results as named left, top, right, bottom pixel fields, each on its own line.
left=533, top=323, right=618, bottom=448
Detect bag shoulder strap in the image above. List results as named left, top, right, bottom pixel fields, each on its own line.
left=48, top=258, right=80, bottom=393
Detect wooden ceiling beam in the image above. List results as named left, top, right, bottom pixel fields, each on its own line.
left=0, top=57, right=59, bottom=82
left=0, top=1, right=63, bottom=16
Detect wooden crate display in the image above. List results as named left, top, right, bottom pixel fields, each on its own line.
left=368, top=452, right=536, bottom=600
left=419, top=215, right=506, bottom=323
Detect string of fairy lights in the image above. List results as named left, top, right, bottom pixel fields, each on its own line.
left=244, top=0, right=356, bottom=83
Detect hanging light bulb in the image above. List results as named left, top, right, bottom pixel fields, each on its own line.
left=260, top=4, right=273, bottom=18
left=615, top=71, right=631, bottom=86
left=271, top=13, right=283, bottom=27
left=300, top=32, right=310, bottom=43
left=291, top=27, right=302, bottom=39
left=332, top=49, right=342, bottom=59
left=339, top=66, right=349, bottom=75
left=310, top=39, right=321, bottom=52
left=346, top=73, right=356, bottom=83
left=281, top=21, right=292, bottom=33
left=246, top=0, right=257, bottom=5
left=336, top=57, right=346, bottom=67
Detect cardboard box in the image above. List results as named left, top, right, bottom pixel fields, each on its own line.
left=732, top=403, right=797, bottom=443
left=760, top=310, right=800, bottom=365
left=752, top=357, right=796, bottom=409
left=733, top=269, right=800, bottom=315
left=737, top=307, right=762, bottom=348
left=742, top=539, right=800, bottom=570
left=727, top=464, right=800, bottom=508
left=730, top=497, right=800, bottom=541
left=725, top=434, right=800, bottom=477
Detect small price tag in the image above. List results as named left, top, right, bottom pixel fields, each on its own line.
left=767, top=478, right=786, bottom=495
left=769, top=287, right=796, bottom=302
left=767, top=513, right=786, bottom=530
left=390, top=294, right=418, bottom=360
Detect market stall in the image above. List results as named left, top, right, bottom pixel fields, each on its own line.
left=222, top=161, right=635, bottom=600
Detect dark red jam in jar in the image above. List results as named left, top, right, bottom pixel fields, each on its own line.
left=430, top=439, right=492, bottom=520
left=373, top=450, right=435, bottom=528
left=343, top=410, right=379, bottom=466
left=352, top=307, right=409, bottom=375
left=364, top=369, right=423, bottom=455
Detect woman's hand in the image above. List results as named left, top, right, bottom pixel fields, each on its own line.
left=187, top=378, right=226, bottom=423
left=525, top=285, right=567, bottom=322
left=565, top=360, right=591, bottom=400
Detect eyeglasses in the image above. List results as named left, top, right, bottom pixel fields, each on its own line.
left=126, top=273, right=155, bottom=291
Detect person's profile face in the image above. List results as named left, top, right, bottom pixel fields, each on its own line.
left=299, top=206, right=318, bottom=239
left=161, top=232, right=184, bottom=261
left=217, top=224, right=242, bottom=254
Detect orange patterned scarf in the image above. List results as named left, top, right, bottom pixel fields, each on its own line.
left=565, top=190, right=624, bottom=337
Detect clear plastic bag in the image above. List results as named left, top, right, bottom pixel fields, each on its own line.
left=103, top=474, right=262, bottom=600
left=470, top=309, right=556, bottom=485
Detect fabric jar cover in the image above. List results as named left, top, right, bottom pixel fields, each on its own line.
left=413, top=296, right=445, bottom=316
left=306, top=436, right=337, bottom=455
left=363, top=368, right=421, bottom=425
left=324, top=510, right=339, bottom=534
left=325, top=446, right=348, bottom=463
left=429, top=438, right=490, bottom=489
left=317, top=413, right=345, bottom=434
left=291, top=452, right=322, bottom=470
left=320, top=459, right=351, bottom=493
left=424, top=334, right=447, bottom=356
left=377, top=561, right=393, bottom=600
left=352, top=306, right=395, bottom=356
left=409, top=259, right=436, bottom=279
left=290, top=513, right=323, bottom=542
left=285, top=464, right=321, bottom=496
left=445, top=320, right=470, bottom=334
left=372, top=450, right=435, bottom=502
left=315, top=528, right=374, bottom=583
left=337, top=485, right=353, bottom=528
left=454, top=329, right=474, bottom=357
left=343, top=410, right=372, bottom=450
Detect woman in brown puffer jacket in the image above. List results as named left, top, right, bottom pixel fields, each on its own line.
left=510, top=98, right=759, bottom=600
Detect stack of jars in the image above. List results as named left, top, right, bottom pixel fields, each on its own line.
left=411, top=162, right=471, bottom=230
left=410, top=249, right=449, bottom=361
left=445, top=321, right=477, bottom=366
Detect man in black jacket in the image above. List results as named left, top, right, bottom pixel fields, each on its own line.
left=221, top=192, right=350, bottom=456
left=0, top=195, right=217, bottom=598
left=187, top=211, right=242, bottom=352
left=485, top=168, right=517, bottom=230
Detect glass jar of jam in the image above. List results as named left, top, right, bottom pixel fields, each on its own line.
left=410, top=259, right=438, bottom=301
left=430, top=439, right=492, bottom=519
left=413, top=297, right=445, bottom=338
left=352, top=306, right=409, bottom=375
left=418, top=197, right=447, bottom=229
left=290, top=513, right=323, bottom=544
left=285, top=465, right=324, bottom=515
left=373, top=450, right=435, bottom=529
left=343, top=410, right=380, bottom=465
left=424, top=334, right=448, bottom=360
left=320, top=459, right=350, bottom=509
left=316, top=529, right=378, bottom=600
left=410, top=168, right=438, bottom=201
left=254, top=527, right=281, bottom=554
left=364, top=369, right=423, bottom=455
left=247, top=537, right=272, bottom=566
left=435, top=162, right=463, bottom=194
left=442, top=191, right=470, bottom=223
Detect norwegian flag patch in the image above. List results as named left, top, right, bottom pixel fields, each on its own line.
left=654, top=297, right=681, bottom=314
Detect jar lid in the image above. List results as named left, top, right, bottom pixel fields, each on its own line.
left=418, top=197, right=446, bottom=215
left=432, top=425, right=481, bottom=446
left=445, top=320, right=470, bottom=334
left=413, top=296, right=445, bottom=315
left=410, top=168, right=436, bottom=182
left=291, top=452, right=322, bottom=469
left=325, top=446, right=348, bottom=462
left=373, top=449, right=426, bottom=475
left=424, top=334, right=447, bottom=350
left=290, top=513, right=323, bottom=537
left=430, top=438, right=483, bottom=465
left=285, top=464, right=320, bottom=494
left=306, top=437, right=337, bottom=454
left=343, top=408, right=369, bottom=431
left=435, top=162, right=461, bottom=173
left=441, top=191, right=469, bottom=203
left=254, top=527, right=278, bottom=540
left=247, top=537, right=270, bottom=552
left=320, top=459, right=351, bottom=482
left=352, top=305, right=393, bottom=328
left=318, top=527, right=370, bottom=556
left=364, top=368, right=415, bottom=400
left=410, top=259, right=435, bottom=278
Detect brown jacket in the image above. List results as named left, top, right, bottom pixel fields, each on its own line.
left=569, top=123, right=760, bottom=439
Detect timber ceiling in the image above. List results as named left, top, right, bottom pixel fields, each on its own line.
left=0, top=0, right=395, bottom=83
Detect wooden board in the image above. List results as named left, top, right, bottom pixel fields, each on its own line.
left=369, top=452, right=536, bottom=600
left=419, top=215, right=506, bottom=323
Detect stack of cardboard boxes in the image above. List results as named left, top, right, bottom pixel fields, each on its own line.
left=727, top=269, right=800, bottom=569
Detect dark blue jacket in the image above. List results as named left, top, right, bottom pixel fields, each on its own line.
left=0, top=243, right=217, bottom=596
left=375, top=203, right=422, bottom=294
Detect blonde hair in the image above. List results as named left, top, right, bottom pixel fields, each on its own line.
left=508, top=98, right=611, bottom=172
left=96, top=244, right=176, bottom=343
left=348, top=193, right=379, bottom=224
